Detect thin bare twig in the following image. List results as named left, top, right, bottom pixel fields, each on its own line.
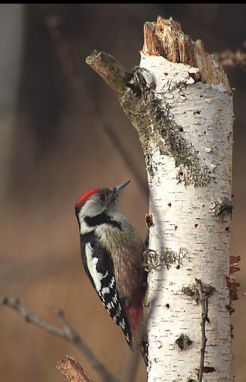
left=57, top=355, right=93, bottom=382
left=196, top=279, right=209, bottom=382
left=1, top=297, right=118, bottom=382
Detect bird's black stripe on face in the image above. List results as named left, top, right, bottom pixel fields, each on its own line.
left=84, top=212, right=122, bottom=230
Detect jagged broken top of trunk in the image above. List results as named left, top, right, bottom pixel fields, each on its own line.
left=143, top=16, right=230, bottom=90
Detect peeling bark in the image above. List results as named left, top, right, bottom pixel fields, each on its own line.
left=143, top=16, right=230, bottom=90
left=86, top=16, right=234, bottom=382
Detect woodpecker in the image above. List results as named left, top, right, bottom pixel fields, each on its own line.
left=75, top=180, right=147, bottom=363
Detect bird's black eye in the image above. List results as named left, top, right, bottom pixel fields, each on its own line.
left=99, top=194, right=106, bottom=202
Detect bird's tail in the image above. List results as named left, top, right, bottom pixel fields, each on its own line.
left=125, top=301, right=148, bottom=366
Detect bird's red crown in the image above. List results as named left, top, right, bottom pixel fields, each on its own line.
left=75, top=188, right=100, bottom=209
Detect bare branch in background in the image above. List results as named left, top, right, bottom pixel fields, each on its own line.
left=57, top=355, right=94, bottom=382
left=103, top=125, right=148, bottom=196
left=45, top=15, right=78, bottom=78
left=0, top=296, right=118, bottom=382
left=45, top=14, right=95, bottom=113
left=218, top=46, right=246, bottom=68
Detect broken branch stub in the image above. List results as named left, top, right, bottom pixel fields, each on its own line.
left=86, top=50, right=128, bottom=95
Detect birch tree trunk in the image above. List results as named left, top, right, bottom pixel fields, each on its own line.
left=141, top=18, right=235, bottom=382
left=86, top=16, right=237, bottom=382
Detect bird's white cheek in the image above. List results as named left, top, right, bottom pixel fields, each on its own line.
left=79, top=219, right=94, bottom=235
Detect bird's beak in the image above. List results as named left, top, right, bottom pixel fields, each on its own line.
left=113, top=180, right=131, bottom=194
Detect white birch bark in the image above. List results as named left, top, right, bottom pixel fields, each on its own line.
left=140, top=54, right=233, bottom=381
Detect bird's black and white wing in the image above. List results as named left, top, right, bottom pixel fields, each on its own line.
left=80, top=232, right=132, bottom=346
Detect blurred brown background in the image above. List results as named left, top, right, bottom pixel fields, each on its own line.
left=0, top=4, right=245, bottom=382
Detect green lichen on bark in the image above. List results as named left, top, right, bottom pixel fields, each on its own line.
left=182, top=281, right=215, bottom=304
left=162, top=248, right=178, bottom=269
left=143, top=247, right=188, bottom=271
left=175, top=334, right=193, bottom=350
left=213, top=196, right=233, bottom=221
left=86, top=52, right=212, bottom=187
left=182, top=285, right=201, bottom=304
left=119, top=67, right=211, bottom=187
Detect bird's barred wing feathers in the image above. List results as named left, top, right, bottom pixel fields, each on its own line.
left=80, top=233, right=132, bottom=346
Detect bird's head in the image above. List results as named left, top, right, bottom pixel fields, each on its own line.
left=75, top=180, right=130, bottom=221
